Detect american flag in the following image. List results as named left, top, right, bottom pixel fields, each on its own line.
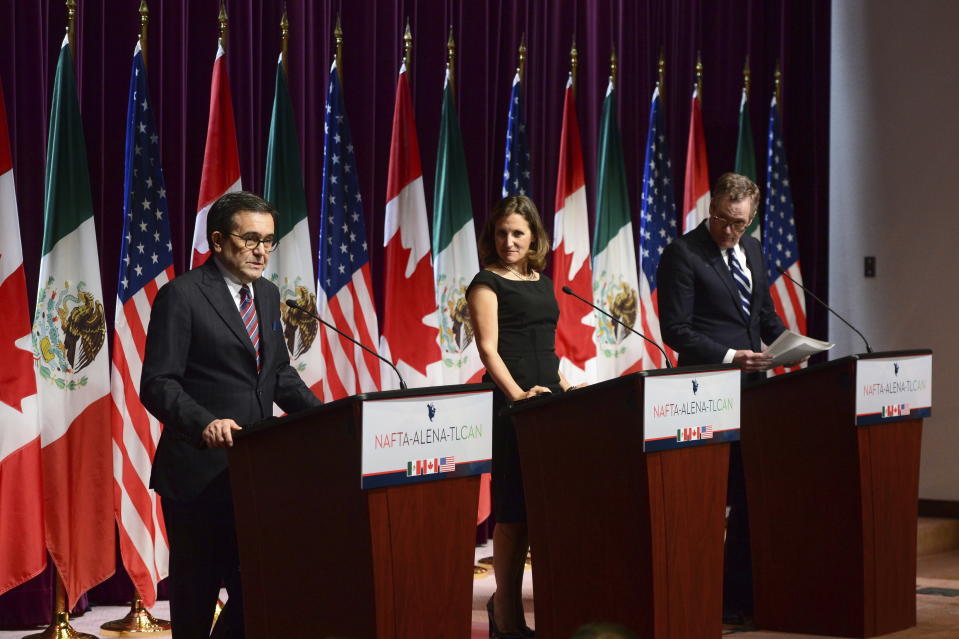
left=440, top=456, right=456, bottom=472
left=110, top=42, right=171, bottom=608
left=317, top=62, right=381, bottom=400
left=702, top=425, right=714, bottom=439
left=763, top=96, right=806, bottom=375
left=502, top=71, right=531, bottom=197
left=638, top=87, right=678, bottom=369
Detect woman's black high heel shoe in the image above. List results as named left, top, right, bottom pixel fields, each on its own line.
left=487, top=595, right=526, bottom=639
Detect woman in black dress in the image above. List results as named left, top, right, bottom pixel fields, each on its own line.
left=467, top=195, right=576, bottom=638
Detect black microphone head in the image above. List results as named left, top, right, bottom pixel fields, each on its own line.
left=285, top=299, right=300, bottom=310
left=562, top=286, right=574, bottom=295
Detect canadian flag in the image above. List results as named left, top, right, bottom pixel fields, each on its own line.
left=190, top=43, right=241, bottom=267
left=552, top=77, right=595, bottom=384
left=379, top=64, right=441, bottom=388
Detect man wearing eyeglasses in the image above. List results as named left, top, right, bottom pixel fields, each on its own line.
left=657, top=172, right=788, bottom=626
left=141, top=191, right=321, bottom=639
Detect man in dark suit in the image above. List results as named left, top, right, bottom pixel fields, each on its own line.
left=141, top=191, right=321, bottom=639
left=657, top=172, right=788, bottom=624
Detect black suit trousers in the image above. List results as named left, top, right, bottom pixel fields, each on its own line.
left=161, top=473, right=245, bottom=639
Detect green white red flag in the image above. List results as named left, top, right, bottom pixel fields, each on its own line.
left=31, top=37, right=114, bottom=608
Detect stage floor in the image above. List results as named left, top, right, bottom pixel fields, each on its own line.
left=2, top=543, right=957, bottom=638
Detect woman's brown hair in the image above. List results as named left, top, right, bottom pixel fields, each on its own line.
left=477, top=195, right=550, bottom=272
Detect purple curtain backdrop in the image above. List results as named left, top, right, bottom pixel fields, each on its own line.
left=0, top=0, right=828, bottom=621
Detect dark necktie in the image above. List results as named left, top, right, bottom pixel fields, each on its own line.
left=239, top=285, right=262, bottom=371
left=726, top=248, right=752, bottom=318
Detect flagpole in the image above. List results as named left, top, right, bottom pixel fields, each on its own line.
left=657, top=46, right=666, bottom=99
left=447, top=27, right=456, bottom=102
left=609, top=47, right=617, bottom=88
left=518, top=32, right=527, bottom=85
left=139, top=0, right=149, bottom=67
left=695, top=49, right=703, bottom=98
left=403, top=18, right=412, bottom=71
left=743, top=54, right=751, bottom=99
left=280, top=4, right=289, bottom=75
left=218, top=0, right=228, bottom=51
left=774, top=59, right=782, bottom=108
left=334, top=12, right=343, bottom=84
left=23, top=7, right=99, bottom=639
left=569, top=36, right=578, bottom=95
left=98, top=2, right=173, bottom=634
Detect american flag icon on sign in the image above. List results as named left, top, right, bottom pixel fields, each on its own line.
left=440, top=456, right=456, bottom=472
left=701, top=425, right=714, bottom=439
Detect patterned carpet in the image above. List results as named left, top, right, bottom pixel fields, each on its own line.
left=2, top=547, right=957, bottom=638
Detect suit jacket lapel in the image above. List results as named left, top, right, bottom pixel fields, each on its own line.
left=197, top=260, right=258, bottom=362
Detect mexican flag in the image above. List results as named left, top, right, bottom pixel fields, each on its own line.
left=735, top=86, right=759, bottom=240
left=432, top=68, right=482, bottom=384
left=263, top=54, right=324, bottom=398
left=0, top=78, right=45, bottom=596
left=591, top=79, right=643, bottom=380
left=31, top=36, right=113, bottom=608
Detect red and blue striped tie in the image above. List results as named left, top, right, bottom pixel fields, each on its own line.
left=239, top=285, right=262, bottom=371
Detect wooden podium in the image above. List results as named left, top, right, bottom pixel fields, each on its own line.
left=741, top=350, right=932, bottom=637
left=505, top=366, right=739, bottom=639
left=227, top=384, right=492, bottom=639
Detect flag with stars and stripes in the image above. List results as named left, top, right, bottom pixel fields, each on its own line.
left=317, top=61, right=381, bottom=399
left=263, top=53, right=325, bottom=401
left=110, top=42, right=171, bottom=608
left=502, top=71, right=531, bottom=198
left=763, top=96, right=807, bottom=374
left=638, top=87, right=678, bottom=369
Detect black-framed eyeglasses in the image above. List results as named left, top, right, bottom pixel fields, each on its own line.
left=228, top=233, right=279, bottom=252
left=709, top=215, right=751, bottom=233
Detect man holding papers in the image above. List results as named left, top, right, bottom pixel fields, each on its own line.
left=657, top=172, right=803, bottom=625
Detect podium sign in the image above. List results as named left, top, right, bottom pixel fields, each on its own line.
left=643, top=368, right=740, bottom=452
left=361, top=389, right=493, bottom=489
left=856, top=353, right=932, bottom=425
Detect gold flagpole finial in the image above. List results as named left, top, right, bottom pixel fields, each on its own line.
left=66, top=0, right=77, bottom=59
left=280, top=5, right=289, bottom=74
left=403, top=18, right=412, bottom=70
left=138, top=0, right=149, bottom=66
left=610, top=47, right=617, bottom=88
left=334, top=12, right=343, bottom=82
left=657, top=46, right=666, bottom=97
left=774, top=59, right=782, bottom=105
left=695, top=50, right=704, bottom=98
left=570, top=36, right=578, bottom=94
left=742, top=54, right=751, bottom=98
left=447, top=26, right=456, bottom=99
left=218, top=0, right=228, bottom=51
left=518, top=32, right=527, bottom=83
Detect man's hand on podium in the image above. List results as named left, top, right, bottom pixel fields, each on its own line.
left=203, top=418, right=243, bottom=448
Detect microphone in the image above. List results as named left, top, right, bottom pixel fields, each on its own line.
left=285, top=300, right=408, bottom=390
left=775, top=266, right=872, bottom=354
left=561, top=285, right=672, bottom=368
